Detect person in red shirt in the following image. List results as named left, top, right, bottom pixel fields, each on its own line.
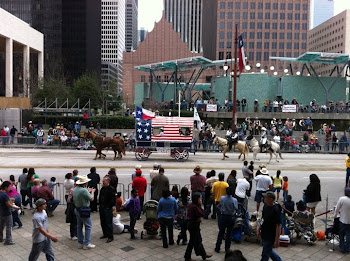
left=132, top=170, right=147, bottom=219
left=35, top=179, right=60, bottom=217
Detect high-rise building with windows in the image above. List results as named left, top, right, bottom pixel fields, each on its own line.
left=125, top=0, right=138, bottom=52
left=101, top=0, right=125, bottom=92
left=138, top=27, right=148, bottom=43
left=309, top=0, right=334, bottom=29
left=215, top=0, right=310, bottom=75
left=163, top=0, right=203, bottom=53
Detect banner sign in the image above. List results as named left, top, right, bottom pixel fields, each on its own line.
left=282, top=104, right=297, bottom=113
left=206, top=104, right=218, bottom=112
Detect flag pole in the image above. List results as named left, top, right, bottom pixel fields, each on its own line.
left=178, top=90, right=181, bottom=117
left=232, top=24, right=238, bottom=131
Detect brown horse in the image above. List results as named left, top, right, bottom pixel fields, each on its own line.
left=86, top=130, right=126, bottom=160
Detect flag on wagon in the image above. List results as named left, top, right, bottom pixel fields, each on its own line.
left=136, top=106, right=155, bottom=120
left=136, top=118, right=152, bottom=141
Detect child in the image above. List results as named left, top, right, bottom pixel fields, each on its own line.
left=116, top=192, right=123, bottom=212
left=112, top=206, right=131, bottom=234
left=48, top=177, right=59, bottom=192
left=10, top=197, right=22, bottom=228
left=283, top=195, right=295, bottom=216
left=28, top=198, right=58, bottom=260
left=272, top=170, right=283, bottom=201
left=124, top=188, right=140, bottom=240
left=171, top=185, right=179, bottom=199
left=282, top=176, right=289, bottom=202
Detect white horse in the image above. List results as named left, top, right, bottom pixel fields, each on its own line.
left=248, top=137, right=283, bottom=164
left=213, top=136, right=249, bottom=161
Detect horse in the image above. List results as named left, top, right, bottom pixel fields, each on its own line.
left=246, top=136, right=283, bottom=164
left=86, top=130, right=126, bottom=160
left=213, top=136, right=249, bottom=161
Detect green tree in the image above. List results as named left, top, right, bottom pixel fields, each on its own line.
left=72, top=73, right=103, bottom=109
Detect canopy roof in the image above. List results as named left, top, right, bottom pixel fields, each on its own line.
left=134, top=56, right=234, bottom=72
left=270, top=52, right=349, bottom=65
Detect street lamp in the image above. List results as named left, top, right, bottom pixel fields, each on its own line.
left=223, top=63, right=229, bottom=76
left=284, top=69, right=289, bottom=73
left=296, top=71, right=301, bottom=75
left=245, top=65, right=251, bottom=71
left=273, top=72, right=278, bottom=76
left=256, top=63, right=261, bottom=68
left=260, top=69, right=265, bottom=73
left=270, top=66, right=275, bottom=71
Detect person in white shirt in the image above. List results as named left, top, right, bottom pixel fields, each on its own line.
left=112, top=207, right=131, bottom=234
left=273, top=134, right=280, bottom=144
left=234, top=177, right=250, bottom=210
left=254, top=168, right=273, bottom=212
left=334, top=187, right=350, bottom=254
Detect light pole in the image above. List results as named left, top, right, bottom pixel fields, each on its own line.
left=232, top=24, right=238, bottom=131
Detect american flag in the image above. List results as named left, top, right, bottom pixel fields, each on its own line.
left=136, top=117, right=193, bottom=142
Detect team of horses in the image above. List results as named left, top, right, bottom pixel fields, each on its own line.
left=86, top=130, right=125, bottom=160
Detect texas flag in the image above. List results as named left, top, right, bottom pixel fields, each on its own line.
left=135, top=106, right=155, bottom=120
left=238, top=35, right=246, bottom=73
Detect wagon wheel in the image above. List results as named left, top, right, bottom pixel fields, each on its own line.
left=135, top=148, right=151, bottom=161
left=174, top=148, right=189, bottom=162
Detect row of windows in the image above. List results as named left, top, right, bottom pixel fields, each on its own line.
left=309, top=28, right=343, bottom=44
left=219, top=11, right=306, bottom=21
left=310, top=18, right=345, bottom=38
left=219, top=41, right=307, bottom=50
left=310, top=34, right=343, bottom=47
left=309, top=43, right=344, bottom=52
left=220, top=2, right=307, bottom=11
left=218, top=51, right=300, bottom=61
left=219, top=31, right=307, bottom=40
left=219, top=21, right=307, bottom=30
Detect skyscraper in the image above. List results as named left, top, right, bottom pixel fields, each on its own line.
left=163, top=0, right=203, bottom=53
left=101, top=0, right=125, bottom=92
left=125, top=0, right=138, bottom=52
left=138, top=28, right=148, bottom=43
left=310, top=0, right=334, bottom=29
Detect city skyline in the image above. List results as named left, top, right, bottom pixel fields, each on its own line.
left=139, top=0, right=350, bottom=31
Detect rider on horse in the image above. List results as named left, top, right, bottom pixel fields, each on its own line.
left=259, top=127, right=270, bottom=152
left=226, top=128, right=238, bottom=151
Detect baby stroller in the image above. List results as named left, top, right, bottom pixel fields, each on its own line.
left=288, top=211, right=317, bottom=245
left=325, top=217, right=340, bottom=250
left=141, top=200, right=160, bottom=239
left=231, top=203, right=249, bottom=243
left=244, top=212, right=261, bottom=243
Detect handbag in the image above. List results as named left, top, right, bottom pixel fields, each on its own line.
left=77, top=207, right=91, bottom=218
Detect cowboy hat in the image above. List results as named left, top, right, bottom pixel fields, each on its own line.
left=260, top=168, right=269, bottom=175
left=193, top=165, right=202, bottom=173
left=76, top=175, right=91, bottom=185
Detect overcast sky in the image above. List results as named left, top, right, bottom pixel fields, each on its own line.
left=138, top=0, right=350, bottom=31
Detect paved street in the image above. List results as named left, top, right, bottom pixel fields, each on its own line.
left=0, top=148, right=348, bottom=260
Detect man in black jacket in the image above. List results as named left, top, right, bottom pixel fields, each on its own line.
left=87, top=167, right=100, bottom=212
left=99, top=177, right=116, bottom=243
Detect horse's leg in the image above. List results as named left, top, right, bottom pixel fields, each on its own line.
left=274, top=151, right=279, bottom=162
left=94, top=151, right=98, bottom=160
left=268, top=152, right=272, bottom=164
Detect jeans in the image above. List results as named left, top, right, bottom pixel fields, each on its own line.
left=339, top=221, right=350, bottom=253
left=27, top=187, right=33, bottom=208
left=99, top=207, right=113, bottom=239
left=215, top=215, right=235, bottom=252
left=28, top=238, right=54, bottom=261
left=20, top=189, right=28, bottom=207
left=37, top=136, right=43, bottom=145
left=283, top=190, right=288, bottom=203
left=12, top=208, right=22, bottom=227
left=129, top=214, right=137, bottom=238
left=46, top=199, right=60, bottom=213
left=75, top=208, right=92, bottom=246
left=0, top=215, right=13, bottom=243
left=159, top=217, right=174, bottom=247
left=261, top=239, right=282, bottom=261
left=346, top=168, right=350, bottom=188
left=184, top=221, right=206, bottom=259
left=177, top=218, right=188, bottom=242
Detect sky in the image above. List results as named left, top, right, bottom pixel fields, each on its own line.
left=138, top=0, right=350, bottom=31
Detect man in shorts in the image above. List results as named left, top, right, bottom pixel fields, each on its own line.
left=254, top=168, right=273, bottom=213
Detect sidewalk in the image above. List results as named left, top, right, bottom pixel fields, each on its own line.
left=1, top=204, right=348, bottom=261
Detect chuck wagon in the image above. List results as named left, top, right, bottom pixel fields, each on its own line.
left=135, top=115, right=194, bottom=162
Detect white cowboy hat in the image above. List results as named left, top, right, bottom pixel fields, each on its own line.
left=75, top=175, right=91, bottom=185
left=261, top=127, right=266, bottom=131
left=260, top=168, right=269, bottom=175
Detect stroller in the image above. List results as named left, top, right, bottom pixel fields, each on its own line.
left=288, top=211, right=317, bottom=245
left=141, top=200, right=160, bottom=239
left=245, top=212, right=261, bottom=243
left=325, top=217, right=340, bottom=250
left=231, top=203, right=249, bottom=243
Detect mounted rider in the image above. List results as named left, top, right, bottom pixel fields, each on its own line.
left=259, top=126, right=270, bottom=152
left=226, top=128, right=238, bottom=151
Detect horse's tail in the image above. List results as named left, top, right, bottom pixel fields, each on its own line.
left=277, top=145, right=283, bottom=159
left=244, top=143, right=249, bottom=155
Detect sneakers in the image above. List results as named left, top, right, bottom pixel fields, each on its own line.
left=71, top=236, right=78, bottom=241
left=83, top=243, right=95, bottom=250
left=78, top=244, right=83, bottom=249
left=4, top=241, right=15, bottom=245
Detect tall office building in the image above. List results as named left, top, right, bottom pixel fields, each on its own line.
left=215, top=0, right=310, bottom=75
left=163, top=0, right=203, bottom=53
left=101, top=0, right=125, bottom=93
left=138, top=28, right=148, bottom=43
left=310, top=0, right=334, bottom=29
left=309, top=10, right=350, bottom=76
left=125, top=0, right=138, bottom=52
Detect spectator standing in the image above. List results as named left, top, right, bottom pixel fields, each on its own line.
left=28, top=198, right=58, bottom=261
left=35, top=180, right=60, bottom=217
left=99, top=177, right=116, bottom=243
left=211, top=173, right=229, bottom=219
left=241, top=97, right=247, bottom=112
left=132, top=169, right=147, bottom=219
left=234, top=177, right=250, bottom=209
left=282, top=176, right=289, bottom=202
left=226, top=170, right=237, bottom=193
left=6, top=184, right=22, bottom=228
left=73, top=175, right=96, bottom=250
left=272, top=170, right=283, bottom=201
left=303, top=174, right=321, bottom=215
left=157, top=189, right=178, bottom=248
left=149, top=163, right=160, bottom=199
left=190, top=166, right=206, bottom=206
left=254, top=168, right=273, bottom=213
left=18, top=168, right=28, bottom=207
left=184, top=193, right=212, bottom=261
left=27, top=168, right=39, bottom=210
left=0, top=181, right=21, bottom=245
left=10, top=126, right=17, bottom=144
left=346, top=153, right=350, bottom=188
left=64, top=173, right=74, bottom=202
left=151, top=167, right=169, bottom=202
left=334, top=187, right=350, bottom=254
left=36, top=127, right=44, bottom=145
left=124, top=188, right=140, bottom=240
left=132, top=165, right=142, bottom=181
left=87, top=167, right=100, bottom=212
left=259, top=191, right=282, bottom=261
left=177, top=187, right=191, bottom=245
left=215, top=187, right=238, bottom=254
left=204, top=171, right=218, bottom=219
left=105, top=168, right=118, bottom=192
left=66, top=181, right=77, bottom=240
left=1, top=127, right=7, bottom=145
left=242, top=161, right=254, bottom=197
left=72, top=169, right=79, bottom=181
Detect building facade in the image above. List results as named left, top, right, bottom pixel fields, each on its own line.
left=163, top=0, right=203, bottom=53
left=138, top=28, right=148, bottom=43
left=215, top=0, right=309, bottom=75
left=101, top=0, right=125, bottom=93
left=309, top=0, right=334, bottom=29
left=309, top=10, right=350, bottom=76
left=125, top=0, right=138, bottom=52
